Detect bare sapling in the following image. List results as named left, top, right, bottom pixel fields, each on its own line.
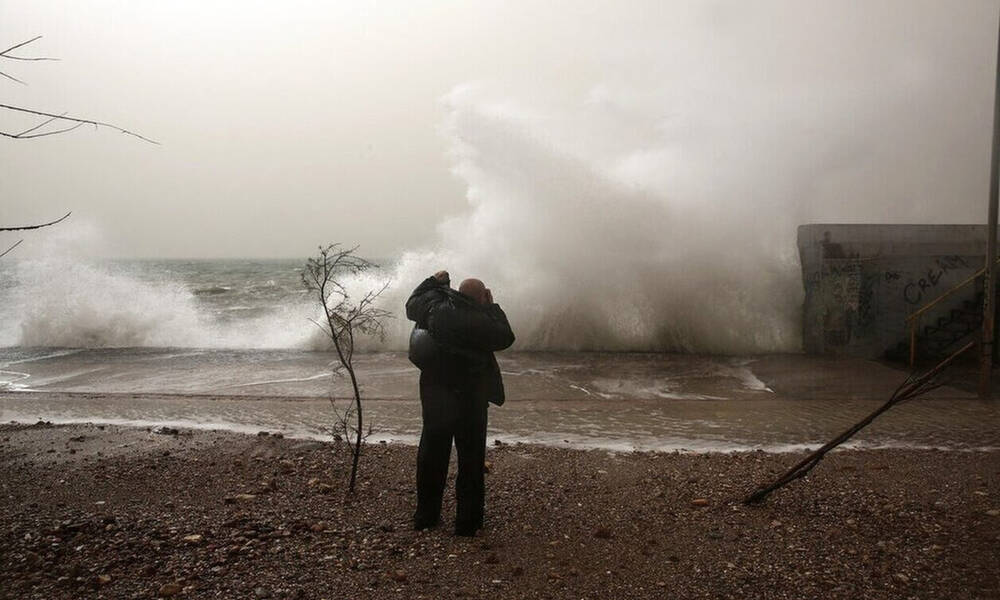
left=302, top=244, right=391, bottom=494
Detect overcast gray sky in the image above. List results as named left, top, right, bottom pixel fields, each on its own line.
left=1, top=1, right=998, bottom=258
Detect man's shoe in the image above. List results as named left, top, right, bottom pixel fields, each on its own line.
left=454, top=519, right=481, bottom=537
left=454, top=526, right=477, bottom=537
left=413, top=518, right=439, bottom=531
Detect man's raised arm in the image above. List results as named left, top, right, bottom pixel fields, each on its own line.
left=405, top=270, right=450, bottom=325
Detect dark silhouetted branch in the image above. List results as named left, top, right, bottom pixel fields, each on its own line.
left=0, top=211, right=71, bottom=232
left=0, top=36, right=57, bottom=86
left=8, top=113, right=86, bottom=139
left=11, top=122, right=86, bottom=139
left=0, top=36, right=58, bottom=61
left=0, top=36, right=154, bottom=143
left=16, top=113, right=64, bottom=135
left=744, top=340, right=976, bottom=505
left=0, top=104, right=158, bottom=144
left=0, top=69, right=25, bottom=85
left=0, top=239, right=24, bottom=259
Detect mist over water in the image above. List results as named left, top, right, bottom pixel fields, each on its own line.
left=368, top=86, right=804, bottom=353
left=0, top=82, right=808, bottom=353
left=362, top=3, right=996, bottom=353
left=2, top=2, right=995, bottom=353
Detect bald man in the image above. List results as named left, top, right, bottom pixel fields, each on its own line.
left=405, top=270, right=515, bottom=536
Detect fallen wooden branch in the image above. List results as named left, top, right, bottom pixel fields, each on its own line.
left=744, top=340, right=976, bottom=505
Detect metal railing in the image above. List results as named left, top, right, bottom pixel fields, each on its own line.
left=905, top=257, right=1000, bottom=365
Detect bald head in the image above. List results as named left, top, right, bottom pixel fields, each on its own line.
left=459, top=278, right=490, bottom=305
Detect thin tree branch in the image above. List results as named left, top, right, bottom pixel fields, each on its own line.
left=0, top=54, right=57, bottom=62
left=0, top=211, right=71, bottom=232
left=307, top=317, right=334, bottom=342
left=0, top=69, right=25, bottom=85
left=0, top=37, right=147, bottom=143
left=0, top=37, right=55, bottom=86
left=0, top=36, right=57, bottom=60
left=0, top=104, right=158, bottom=144
left=15, top=113, right=66, bottom=136
left=5, top=122, right=86, bottom=139
left=0, top=239, right=24, bottom=259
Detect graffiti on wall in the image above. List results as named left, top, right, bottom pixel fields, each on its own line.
left=814, top=255, right=975, bottom=351
left=821, top=259, right=863, bottom=347
left=902, top=255, right=970, bottom=305
left=800, top=224, right=985, bottom=357
left=816, top=258, right=883, bottom=348
left=857, top=271, right=879, bottom=330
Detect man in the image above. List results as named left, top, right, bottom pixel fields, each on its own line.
left=405, top=270, right=515, bottom=536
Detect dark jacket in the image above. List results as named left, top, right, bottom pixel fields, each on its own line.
left=406, top=277, right=515, bottom=405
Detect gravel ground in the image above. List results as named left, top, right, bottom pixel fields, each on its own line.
left=1, top=422, right=998, bottom=599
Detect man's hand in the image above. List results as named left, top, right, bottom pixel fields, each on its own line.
left=434, top=270, right=450, bottom=285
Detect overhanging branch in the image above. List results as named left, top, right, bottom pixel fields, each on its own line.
left=0, top=239, right=24, bottom=259
left=0, top=104, right=158, bottom=144
left=0, top=36, right=58, bottom=61
left=0, top=211, right=71, bottom=232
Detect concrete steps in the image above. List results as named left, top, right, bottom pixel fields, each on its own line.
left=885, top=293, right=986, bottom=363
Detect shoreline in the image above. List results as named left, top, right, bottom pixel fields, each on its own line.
left=5, top=416, right=1000, bottom=455
left=4, top=382, right=999, bottom=454
left=2, top=423, right=998, bottom=599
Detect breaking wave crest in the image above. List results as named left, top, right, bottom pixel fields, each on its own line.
left=356, top=86, right=804, bottom=353
left=0, top=257, right=316, bottom=349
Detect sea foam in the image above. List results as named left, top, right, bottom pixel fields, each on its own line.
left=1, top=254, right=315, bottom=349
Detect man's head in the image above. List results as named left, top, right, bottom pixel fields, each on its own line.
left=458, top=278, right=491, bottom=305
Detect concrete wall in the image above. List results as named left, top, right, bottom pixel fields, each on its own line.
left=797, top=224, right=987, bottom=357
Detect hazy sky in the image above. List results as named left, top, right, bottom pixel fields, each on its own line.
left=1, top=1, right=998, bottom=258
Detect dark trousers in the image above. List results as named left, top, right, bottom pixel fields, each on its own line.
left=414, top=371, right=488, bottom=534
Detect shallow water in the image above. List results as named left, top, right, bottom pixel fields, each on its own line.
left=1, top=349, right=996, bottom=453
left=0, top=348, right=771, bottom=399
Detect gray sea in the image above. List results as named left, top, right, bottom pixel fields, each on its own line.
left=1, top=258, right=997, bottom=452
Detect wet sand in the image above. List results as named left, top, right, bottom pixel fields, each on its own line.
left=2, top=422, right=999, bottom=600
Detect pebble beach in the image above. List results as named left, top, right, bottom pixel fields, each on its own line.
left=2, top=422, right=998, bottom=599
